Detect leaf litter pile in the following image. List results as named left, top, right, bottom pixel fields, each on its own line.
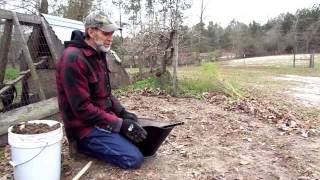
left=203, top=92, right=318, bottom=137
left=1, top=90, right=319, bottom=179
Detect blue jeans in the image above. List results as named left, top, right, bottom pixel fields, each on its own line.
left=77, top=127, right=144, bottom=169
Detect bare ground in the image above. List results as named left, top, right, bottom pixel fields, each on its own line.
left=1, top=92, right=319, bottom=180
left=58, top=92, right=319, bottom=180
left=275, top=75, right=320, bottom=108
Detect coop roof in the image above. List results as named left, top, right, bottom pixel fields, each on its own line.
left=41, top=14, right=84, bottom=43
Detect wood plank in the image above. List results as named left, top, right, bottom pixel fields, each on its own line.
left=0, top=97, right=59, bottom=135
left=0, top=20, right=13, bottom=84
left=19, top=70, right=31, bottom=75
left=72, top=161, right=93, bottom=180
left=20, top=56, right=30, bottom=105
left=33, top=58, right=47, bottom=66
left=0, top=9, right=41, bottom=24
left=4, top=74, right=25, bottom=86
left=0, top=75, right=25, bottom=95
left=11, top=11, right=46, bottom=100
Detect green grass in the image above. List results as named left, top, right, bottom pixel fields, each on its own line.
left=119, top=56, right=320, bottom=120
left=121, top=55, right=319, bottom=105
left=2, top=68, right=22, bottom=97
left=113, top=77, right=162, bottom=96
left=179, top=63, right=241, bottom=98
left=116, top=63, right=242, bottom=98
left=132, top=77, right=160, bottom=90
left=4, top=68, right=20, bottom=80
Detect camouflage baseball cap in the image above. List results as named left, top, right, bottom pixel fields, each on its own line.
left=84, top=11, right=121, bottom=32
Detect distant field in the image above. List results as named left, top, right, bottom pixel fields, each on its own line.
left=176, top=54, right=320, bottom=115
left=126, top=54, right=320, bottom=76
left=221, top=54, right=320, bottom=70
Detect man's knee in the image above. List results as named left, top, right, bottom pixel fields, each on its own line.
left=120, top=151, right=144, bottom=169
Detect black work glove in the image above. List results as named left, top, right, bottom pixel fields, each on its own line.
left=120, top=118, right=147, bottom=143
left=119, top=110, right=138, bottom=122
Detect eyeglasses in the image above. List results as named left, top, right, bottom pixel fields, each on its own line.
left=97, top=28, right=114, bottom=36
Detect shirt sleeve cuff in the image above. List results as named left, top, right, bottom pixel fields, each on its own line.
left=113, top=118, right=123, bottom=132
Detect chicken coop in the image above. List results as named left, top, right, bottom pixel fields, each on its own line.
left=0, top=9, right=130, bottom=113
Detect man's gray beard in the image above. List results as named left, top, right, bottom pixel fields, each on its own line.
left=95, top=40, right=110, bottom=53
left=97, top=45, right=110, bottom=52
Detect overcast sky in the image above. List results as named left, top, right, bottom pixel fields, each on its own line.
left=184, top=0, right=319, bottom=27
left=2, top=0, right=319, bottom=29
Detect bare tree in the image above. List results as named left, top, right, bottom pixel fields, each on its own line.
left=263, top=23, right=282, bottom=54
left=3, top=0, right=42, bottom=14
left=112, top=0, right=125, bottom=41
left=304, top=19, right=320, bottom=52
left=0, top=0, right=7, bottom=7
left=63, top=0, right=93, bottom=21
left=172, top=0, right=179, bottom=96
left=39, top=0, right=48, bottom=14
left=197, top=0, right=208, bottom=58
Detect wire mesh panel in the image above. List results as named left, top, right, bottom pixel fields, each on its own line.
left=0, top=16, right=55, bottom=113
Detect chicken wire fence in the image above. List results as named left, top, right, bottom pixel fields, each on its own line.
left=0, top=20, right=53, bottom=113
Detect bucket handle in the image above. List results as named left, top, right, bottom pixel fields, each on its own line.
left=9, top=142, right=49, bottom=168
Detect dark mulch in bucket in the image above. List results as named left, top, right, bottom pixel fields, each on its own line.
left=11, top=123, right=60, bottom=134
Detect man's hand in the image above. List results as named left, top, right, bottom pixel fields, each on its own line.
left=120, top=110, right=138, bottom=122
left=120, top=118, right=147, bottom=143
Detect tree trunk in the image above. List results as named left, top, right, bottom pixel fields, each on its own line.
left=172, top=0, right=180, bottom=96
left=172, top=30, right=179, bottom=97
left=138, top=55, right=143, bottom=79
left=39, top=0, right=48, bottom=14
left=161, top=52, right=167, bottom=74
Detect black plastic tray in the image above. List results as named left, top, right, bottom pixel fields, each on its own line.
left=134, top=118, right=184, bottom=157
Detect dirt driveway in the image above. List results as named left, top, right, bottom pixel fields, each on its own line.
left=275, top=75, right=320, bottom=108
left=55, top=93, right=319, bottom=179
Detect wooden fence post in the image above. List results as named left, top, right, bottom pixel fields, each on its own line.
left=11, top=11, right=46, bottom=100
left=311, top=53, right=315, bottom=68
left=293, top=51, right=296, bottom=68
left=0, top=20, right=13, bottom=84
left=309, top=54, right=312, bottom=68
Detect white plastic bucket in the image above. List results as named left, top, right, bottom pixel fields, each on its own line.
left=8, top=120, right=63, bottom=180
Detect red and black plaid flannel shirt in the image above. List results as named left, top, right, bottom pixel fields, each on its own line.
left=56, top=33, right=123, bottom=140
